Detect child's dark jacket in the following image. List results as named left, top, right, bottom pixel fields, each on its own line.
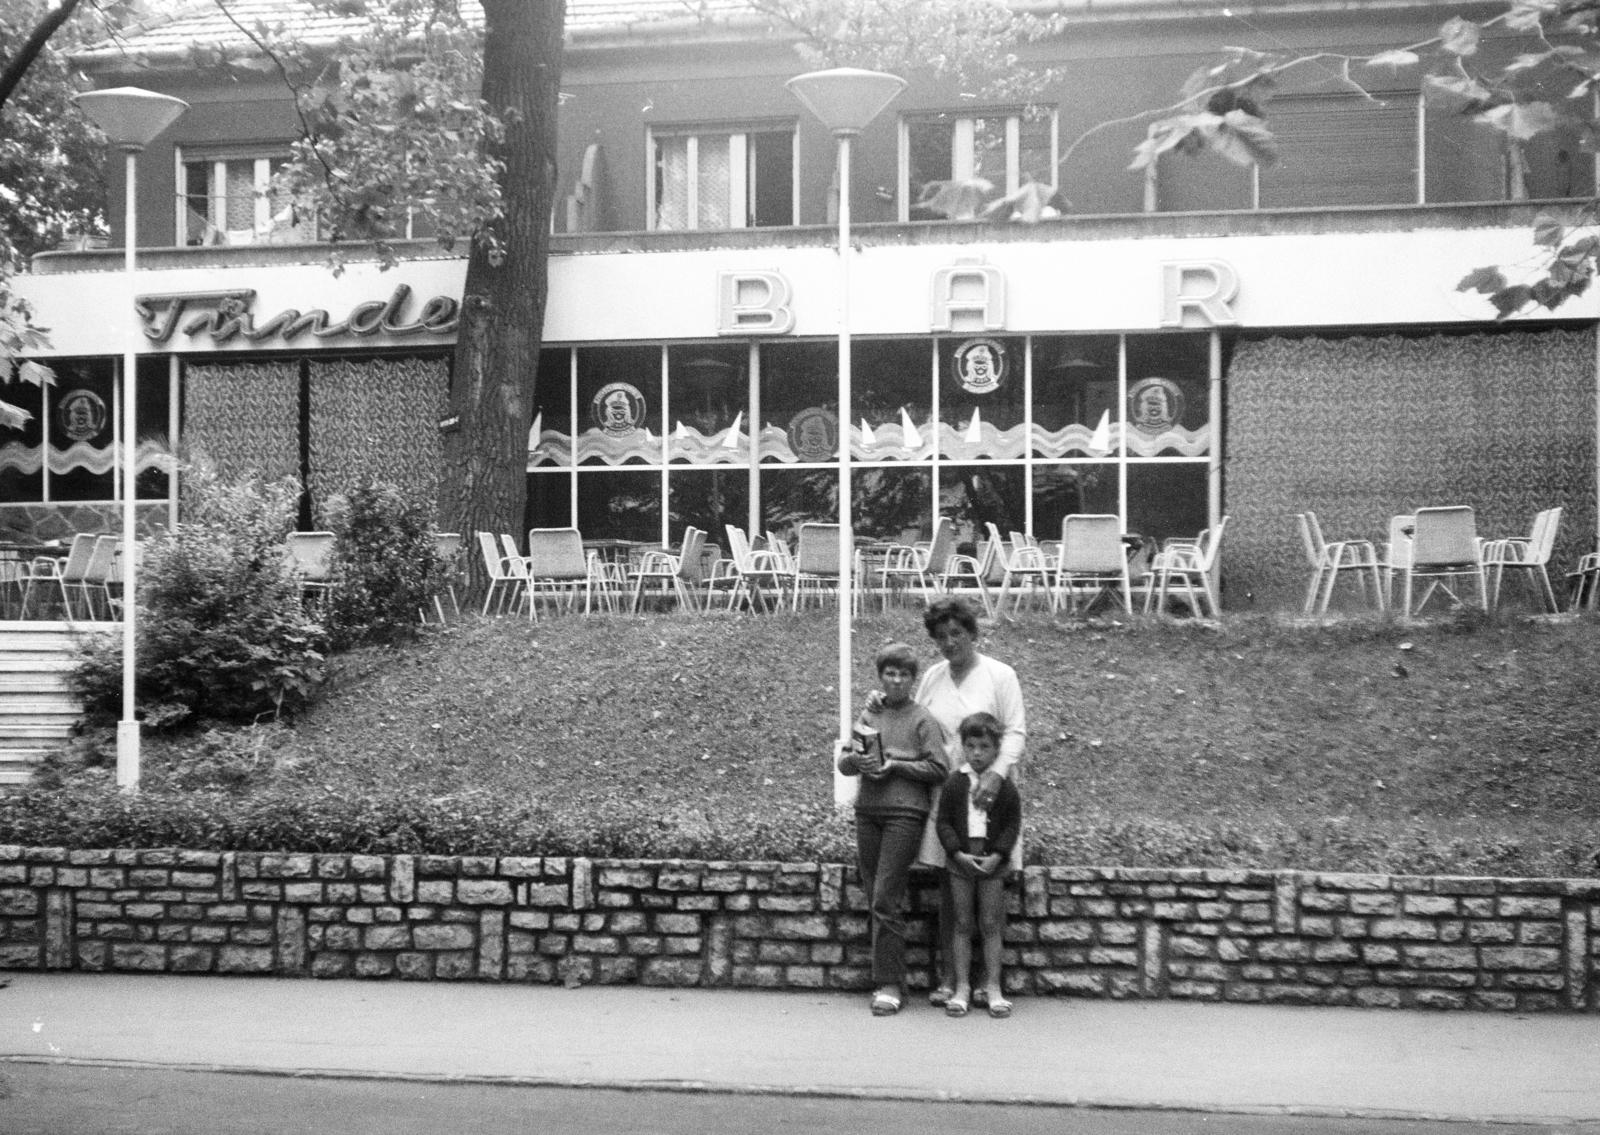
left=934, top=768, right=1022, bottom=859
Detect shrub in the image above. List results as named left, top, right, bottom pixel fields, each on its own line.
left=321, top=480, right=443, bottom=651
left=73, top=462, right=327, bottom=731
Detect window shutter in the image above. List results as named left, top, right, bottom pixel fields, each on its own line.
left=1258, top=93, right=1419, bottom=207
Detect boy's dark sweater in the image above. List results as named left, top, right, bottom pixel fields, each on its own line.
left=934, top=769, right=1022, bottom=859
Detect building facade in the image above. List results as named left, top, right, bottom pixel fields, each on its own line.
left=8, top=0, right=1598, bottom=607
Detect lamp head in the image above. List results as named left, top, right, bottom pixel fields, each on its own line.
left=786, top=67, right=905, bottom=136
left=74, top=87, right=189, bottom=151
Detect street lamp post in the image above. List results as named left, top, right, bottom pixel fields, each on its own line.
left=786, top=68, right=904, bottom=804
left=73, top=87, right=188, bottom=793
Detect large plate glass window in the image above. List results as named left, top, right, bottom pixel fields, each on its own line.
left=649, top=124, right=795, bottom=230
left=178, top=146, right=315, bottom=246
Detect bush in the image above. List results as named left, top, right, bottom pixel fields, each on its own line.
left=321, top=480, right=443, bottom=651
left=73, top=463, right=327, bottom=731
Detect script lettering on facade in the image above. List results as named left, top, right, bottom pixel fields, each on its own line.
left=136, top=284, right=462, bottom=346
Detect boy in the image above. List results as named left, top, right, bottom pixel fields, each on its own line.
left=934, top=711, right=1021, bottom=1019
left=837, top=642, right=947, bottom=1016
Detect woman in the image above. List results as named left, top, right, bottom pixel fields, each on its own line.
left=912, top=596, right=1027, bottom=1007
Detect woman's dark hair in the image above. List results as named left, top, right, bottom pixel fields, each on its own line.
left=922, top=596, right=979, bottom=639
left=958, top=711, right=1003, bottom=743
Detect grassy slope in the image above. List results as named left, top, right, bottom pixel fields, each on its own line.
left=138, top=607, right=1600, bottom=877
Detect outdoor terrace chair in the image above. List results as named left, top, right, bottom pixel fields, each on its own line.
left=878, top=516, right=955, bottom=609
left=791, top=522, right=843, bottom=610
left=1396, top=506, right=1486, bottom=616
left=1054, top=514, right=1133, bottom=617
left=1567, top=551, right=1600, bottom=612
left=422, top=532, right=464, bottom=624
left=988, top=523, right=1055, bottom=617
left=1481, top=506, right=1561, bottom=614
left=71, top=534, right=120, bottom=621
left=938, top=536, right=994, bottom=617
left=104, top=538, right=139, bottom=620
left=285, top=531, right=336, bottom=607
left=723, top=525, right=789, bottom=612
left=631, top=526, right=704, bottom=613
left=476, top=531, right=526, bottom=616
left=1297, top=511, right=1384, bottom=616
left=19, top=533, right=96, bottom=620
left=525, top=527, right=611, bottom=615
left=1145, top=515, right=1229, bottom=619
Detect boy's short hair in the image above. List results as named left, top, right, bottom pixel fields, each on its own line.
left=874, top=641, right=919, bottom=676
left=958, top=711, right=1003, bottom=743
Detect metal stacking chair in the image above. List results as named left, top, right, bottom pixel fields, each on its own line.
left=1297, top=511, right=1385, bottom=616
left=476, top=531, right=526, bottom=616
left=988, top=522, right=1054, bottom=617
left=1055, top=514, right=1133, bottom=616
left=1481, top=506, right=1562, bottom=613
left=1145, top=515, right=1229, bottom=618
left=939, top=534, right=993, bottom=617
left=423, top=532, right=464, bottom=623
left=1395, top=505, right=1486, bottom=616
left=631, top=526, right=704, bottom=613
left=878, top=515, right=955, bottom=609
left=526, top=527, right=611, bottom=615
left=20, top=533, right=96, bottom=620
left=104, top=538, right=139, bottom=620
left=723, top=524, right=789, bottom=612
left=284, top=531, right=336, bottom=607
left=1567, top=551, right=1600, bottom=612
left=791, top=522, right=843, bottom=610
left=71, top=535, right=120, bottom=620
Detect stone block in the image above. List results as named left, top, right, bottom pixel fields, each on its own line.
left=1369, top=918, right=1438, bottom=941
left=396, top=952, right=435, bottom=979
left=1497, top=896, right=1562, bottom=918
left=217, top=946, right=274, bottom=974
left=642, top=957, right=703, bottom=986
left=435, top=951, right=476, bottom=979
left=756, top=894, right=818, bottom=913
left=457, top=880, right=513, bottom=906
left=1403, top=945, right=1476, bottom=969
left=354, top=953, right=396, bottom=978
left=111, top=944, right=167, bottom=971
left=415, top=881, right=455, bottom=904
left=414, top=924, right=475, bottom=950
left=1480, top=946, right=1561, bottom=971
left=312, top=953, right=353, bottom=978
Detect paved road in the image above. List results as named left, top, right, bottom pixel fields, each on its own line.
left=1, top=1064, right=1580, bottom=1135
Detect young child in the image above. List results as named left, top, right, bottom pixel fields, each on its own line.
left=934, top=711, right=1022, bottom=1019
left=837, top=642, right=947, bottom=1016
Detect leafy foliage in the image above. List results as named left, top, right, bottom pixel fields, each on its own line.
left=73, top=462, right=328, bottom=733
left=321, top=479, right=445, bottom=650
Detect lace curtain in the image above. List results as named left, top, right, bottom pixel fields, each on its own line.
left=308, top=356, right=448, bottom=519
left=183, top=361, right=300, bottom=483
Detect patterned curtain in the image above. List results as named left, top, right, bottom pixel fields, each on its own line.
left=182, top=361, right=300, bottom=483
left=308, top=356, right=448, bottom=520
left=1226, top=330, right=1596, bottom=609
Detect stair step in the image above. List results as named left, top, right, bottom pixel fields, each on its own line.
left=0, top=723, right=75, bottom=741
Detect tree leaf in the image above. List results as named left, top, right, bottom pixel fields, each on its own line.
left=1425, top=74, right=1493, bottom=102
left=1475, top=101, right=1561, bottom=141
left=1489, top=284, right=1533, bottom=318
left=1365, top=49, right=1421, bottom=70
left=1457, top=265, right=1508, bottom=295
left=1533, top=214, right=1566, bottom=247
left=1504, top=0, right=1558, bottom=32
left=1439, top=16, right=1481, bottom=56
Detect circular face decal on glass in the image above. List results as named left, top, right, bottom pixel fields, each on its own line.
left=590, top=382, right=646, bottom=436
left=787, top=408, right=838, bottom=462
left=57, top=388, right=108, bottom=442
left=952, top=338, right=1008, bottom=395
left=1127, top=377, right=1185, bottom=434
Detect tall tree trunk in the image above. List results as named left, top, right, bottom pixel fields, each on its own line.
left=439, top=0, right=564, bottom=589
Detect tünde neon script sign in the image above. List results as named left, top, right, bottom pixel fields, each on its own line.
left=136, top=284, right=460, bottom=345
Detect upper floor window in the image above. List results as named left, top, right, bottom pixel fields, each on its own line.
left=899, top=109, right=1057, bottom=221
left=649, top=125, right=796, bottom=231
left=1255, top=92, right=1421, bottom=208
left=178, top=146, right=316, bottom=246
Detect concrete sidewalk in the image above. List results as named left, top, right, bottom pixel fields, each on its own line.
left=2, top=973, right=1597, bottom=1124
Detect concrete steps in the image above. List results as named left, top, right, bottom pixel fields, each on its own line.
left=0, top=623, right=89, bottom=788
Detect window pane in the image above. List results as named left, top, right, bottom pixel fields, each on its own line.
left=224, top=159, right=257, bottom=232
left=749, top=130, right=794, bottom=227
left=1033, top=335, right=1117, bottom=458
left=908, top=117, right=954, bottom=219
left=0, top=369, right=43, bottom=502
left=1019, top=111, right=1054, bottom=188
left=940, top=463, right=1025, bottom=539
left=1033, top=463, right=1118, bottom=539
left=1127, top=463, right=1208, bottom=548
left=761, top=466, right=837, bottom=530
left=939, top=336, right=1024, bottom=460
left=971, top=116, right=1008, bottom=185
left=182, top=161, right=212, bottom=245
left=1126, top=333, right=1210, bottom=457
left=135, top=355, right=172, bottom=501
left=853, top=467, right=931, bottom=542
left=531, top=348, right=572, bottom=469
left=853, top=339, right=932, bottom=461
left=668, top=345, right=745, bottom=463
left=696, top=134, right=732, bottom=229
left=577, top=469, right=661, bottom=541
left=526, top=470, right=572, bottom=530
left=668, top=467, right=748, bottom=547
left=45, top=359, right=115, bottom=502
left=759, top=341, right=838, bottom=464
left=576, top=346, right=661, bottom=466
left=655, top=135, right=690, bottom=230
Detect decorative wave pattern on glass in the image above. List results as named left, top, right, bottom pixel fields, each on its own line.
left=575, top=428, right=661, bottom=465
left=668, top=419, right=749, bottom=463
left=0, top=440, right=174, bottom=477
left=1033, top=422, right=1210, bottom=459
left=934, top=420, right=1029, bottom=460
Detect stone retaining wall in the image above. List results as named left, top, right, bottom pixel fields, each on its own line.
left=2, top=846, right=1596, bottom=1012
